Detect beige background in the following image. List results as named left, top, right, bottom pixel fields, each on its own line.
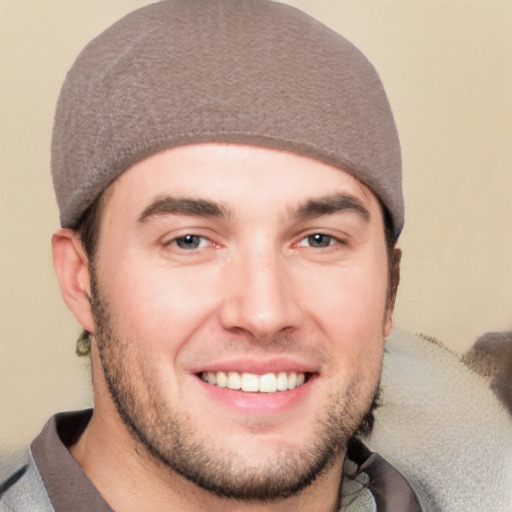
left=1, top=0, right=511, bottom=452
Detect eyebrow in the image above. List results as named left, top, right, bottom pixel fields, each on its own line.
left=294, top=194, right=370, bottom=222
left=137, top=193, right=370, bottom=224
left=137, top=196, right=230, bottom=223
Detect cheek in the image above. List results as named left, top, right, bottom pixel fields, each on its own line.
left=98, top=259, right=222, bottom=354
left=303, top=260, right=389, bottom=360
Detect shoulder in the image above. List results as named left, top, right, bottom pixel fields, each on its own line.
left=367, top=330, right=512, bottom=512
left=0, top=448, right=53, bottom=512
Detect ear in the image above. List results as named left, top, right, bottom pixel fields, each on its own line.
left=383, top=308, right=393, bottom=338
left=52, top=229, right=95, bottom=333
left=384, top=246, right=402, bottom=337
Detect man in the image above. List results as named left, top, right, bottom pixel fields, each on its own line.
left=2, top=1, right=507, bottom=510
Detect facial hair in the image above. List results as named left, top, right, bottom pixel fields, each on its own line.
left=90, top=272, right=382, bottom=502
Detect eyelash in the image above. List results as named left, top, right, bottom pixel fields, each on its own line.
left=164, top=234, right=215, bottom=250
left=294, top=231, right=349, bottom=251
left=296, top=233, right=344, bottom=249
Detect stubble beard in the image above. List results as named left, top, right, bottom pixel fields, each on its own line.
left=90, top=275, right=382, bottom=503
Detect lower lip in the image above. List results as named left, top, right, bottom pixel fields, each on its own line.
left=194, top=375, right=317, bottom=415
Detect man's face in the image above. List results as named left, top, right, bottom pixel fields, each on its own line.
left=89, top=143, right=392, bottom=500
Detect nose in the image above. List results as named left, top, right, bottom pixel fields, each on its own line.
left=218, top=248, right=302, bottom=341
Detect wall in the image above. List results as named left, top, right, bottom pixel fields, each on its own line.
left=1, top=0, right=510, bottom=452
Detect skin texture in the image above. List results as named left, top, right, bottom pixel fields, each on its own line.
left=52, top=143, right=393, bottom=512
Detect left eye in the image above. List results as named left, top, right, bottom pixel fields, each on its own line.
left=171, top=235, right=211, bottom=250
left=297, top=233, right=337, bottom=248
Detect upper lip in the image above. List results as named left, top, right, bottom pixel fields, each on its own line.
left=189, top=356, right=319, bottom=375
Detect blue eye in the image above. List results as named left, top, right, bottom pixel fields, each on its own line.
left=301, top=233, right=336, bottom=248
left=173, top=235, right=208, bottom=250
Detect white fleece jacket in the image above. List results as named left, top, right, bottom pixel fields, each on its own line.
left=367, top=330, right=512, bottom=512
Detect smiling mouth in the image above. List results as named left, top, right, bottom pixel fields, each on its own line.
left=199, top=371, right=310, bottom=393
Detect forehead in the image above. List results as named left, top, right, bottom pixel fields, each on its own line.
left=104, top=143, right=379, bottom=216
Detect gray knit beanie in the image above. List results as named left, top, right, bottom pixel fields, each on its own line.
left=52, top=0, right=403, bottom=238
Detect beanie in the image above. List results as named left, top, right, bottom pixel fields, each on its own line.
left=51, top=0, right=403, bottom=238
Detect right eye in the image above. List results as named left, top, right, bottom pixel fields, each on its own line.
left=167, top=234, right=213, bottom=250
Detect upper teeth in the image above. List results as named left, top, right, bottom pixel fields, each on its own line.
left=201, top=371, right=306, bottom=393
